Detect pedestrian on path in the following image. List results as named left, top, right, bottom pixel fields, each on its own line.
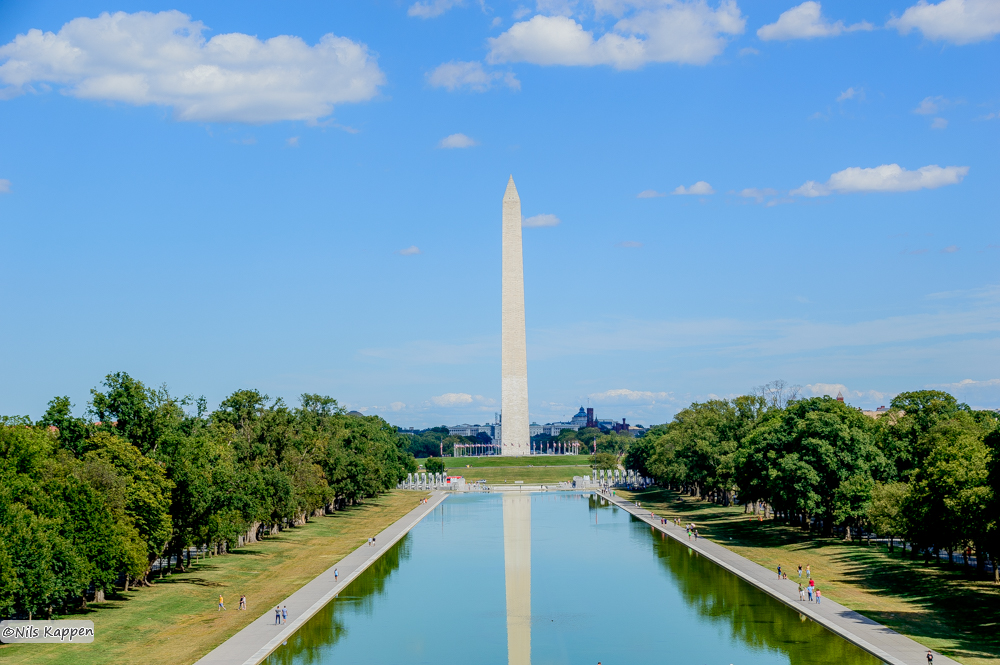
left=798, top=584, right=805, bottom=601
left=372, top=536, right=376, bottom=546
left=927, top=651, right=934, bottom=664
left=815, top=589, right=822, bottom=604
left=807, top=585, right=814, bottom=602
left=218, top=594, right=226, bottom=611
left=334, top=568, right=339, bottom=582
left=809, top=577, right=815, bottom=590
left=282, top=606, right=288, bottom=623
left=777, top=564, right=782, bottom=579
left=695, top=529, right=700, bottom=539
left=274, top=606, right=281, bottom=624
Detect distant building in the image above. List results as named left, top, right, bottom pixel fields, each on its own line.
left=586, top=408, right=595, bottom=428
left=862, top=406, right=892, bottom=419
left=447, top=424, right=497, bottom=438
left=570, top=407, right=588, bottom=428
left=530, top=423, right=543, bottom=436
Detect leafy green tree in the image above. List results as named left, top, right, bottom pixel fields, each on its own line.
left=903, top=413, right=992, bottom=563
left=424, top=457, right=445, bottom=474
left=590, top=452, right=618, bottom=471
left=38, top=396, right=88, bottom=455
left=749, top=397, right=884, bottom=534
left=866, top=482, right=909, bottom=550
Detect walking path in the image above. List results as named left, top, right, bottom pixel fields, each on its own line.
left=194, top=491, right=448, bottom=665
left=598, top=490, right=956, bottom=665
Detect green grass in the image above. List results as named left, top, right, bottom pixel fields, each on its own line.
left=440, top=454, right=592, bottom=469
left=618, top=487, right=1000, bottom=665
left=456, top=466, right=587, bottom=484
left=0, top=491, right=429, bottom=665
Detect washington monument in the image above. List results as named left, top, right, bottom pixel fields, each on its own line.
left=501, top=176, right=530, bottom=456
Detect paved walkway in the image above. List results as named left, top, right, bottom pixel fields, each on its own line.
left=598, top=491, right=956, bottom=665
left=194, top=491, right=448, bottom=665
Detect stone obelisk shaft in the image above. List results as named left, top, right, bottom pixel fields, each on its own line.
left=501, top=176, right=530, bottom=456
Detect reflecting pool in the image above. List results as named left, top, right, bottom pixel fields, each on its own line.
left=266, top=492, right=883, bottom=665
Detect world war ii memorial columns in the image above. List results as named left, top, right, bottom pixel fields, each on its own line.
left=501, top=176, right=530, bottom=456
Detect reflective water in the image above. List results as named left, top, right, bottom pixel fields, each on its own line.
left=266, top=493, right=883, bottom=665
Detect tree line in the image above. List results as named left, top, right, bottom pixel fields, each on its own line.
left=623, top=385, right=1000, bottom=580
left=0, top=372, right=416, bottom=619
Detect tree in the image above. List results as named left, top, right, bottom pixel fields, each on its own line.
left=866, top=482, right=909, bottom=551
left=424, top=457, right=445, bottom=474
left=590, top=452, right=618, bottom=471
left=749, top=397, right=884, bottom=535
left=903, top=413, right=991, bottom=565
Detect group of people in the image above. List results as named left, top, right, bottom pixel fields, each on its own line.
left=777, top=564, right=822, bottom=604
left=217, top=594, right=248, bottom=611
left=274, top=605, right=289, bottom=624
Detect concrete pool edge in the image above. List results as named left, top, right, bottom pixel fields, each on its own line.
left=193, top=491, right=448, bottom=665
left=599, top=490, right=958, bottom=665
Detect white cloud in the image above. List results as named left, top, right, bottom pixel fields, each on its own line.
left=914, top=95, right=946, bottom=114
left=757, top=2, right=873, bottom=41
left=399, top=245, right=422, bottom=255
left=672, top=180, right=715, bottom=195
left=637, top=189, right=666, bottom=198
left=427, top=60, right=520, bottom=92
left=618, top=240, right=643, bottom=247
left=487, top=2, right=746, bottom=69
left=438, top=133, right=478, bottom=148
left=791, top=164, right=969, bottom=197
left=0, top=179, right=9, bottom=193
left=803, top=383, right=892, bottom=402
left=0, top=11, right=385, bottom=123
left=523, top=213, right=561, bottom=227
left=932, top=378, right=1000, bottom=389
left=837, top=86, right=862, bottom=101
left=738, top=46, right=759, bottom=55
left=739, top=187, right=777, bottom=202
left=941, top=245, right=959, bottom=253
left=431, top=392, right=474, bottom=406
left=890, top=0, right=1000, bottom=45
left=408, top=0, right=464, bottom=18
left=588, top=388, right=674, bottom=403
left=390, top=401, right=406, bottom=411
left=286, top=136, right=299, bottom=147
left=931, top=117, right=948, bottom=129
left=491, top=17, right=504, bottom=28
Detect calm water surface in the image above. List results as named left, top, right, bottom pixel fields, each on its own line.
left=266, top=492, right=883, bottom=665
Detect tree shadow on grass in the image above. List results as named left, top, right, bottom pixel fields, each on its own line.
left=628, top=488, right=1000, bottom=663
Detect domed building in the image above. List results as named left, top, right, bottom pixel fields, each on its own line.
left=570, top=407, right=588, bottom=428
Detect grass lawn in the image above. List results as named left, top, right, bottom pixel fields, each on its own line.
left=441, top=454, right=592, bottom=469
left=0, top=490, right=429, bottom=665
left=458, top=466, right=588, bottom=484
left=618, top=487, right=1000, bottom=665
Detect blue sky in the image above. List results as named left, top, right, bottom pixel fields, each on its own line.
left=0, top=0, right=997, bottom=427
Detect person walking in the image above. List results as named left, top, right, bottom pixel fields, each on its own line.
left=218, top=594, right=226, bottom=611
left=798, top=584, right=805, bottom=601
left=806, top=564, right=811, bottom=578
left=239, top=594, right=246, bottom=610
left=798, top=564, right=802, bottom=579
left=282, top=606, right=288, bottom=624
left=334, top=568, right=339, bottom=582
left=807, top=585, right=813, bottom=602
left=777, top=564, right=782, bottom=579
left=274, top=606, right=281, bottom=624
left=815, top=588, right=822, bottom=604
left=927, top=651, right=934, bottom=664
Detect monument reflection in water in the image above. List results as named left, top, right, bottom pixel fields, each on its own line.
left=503, top=494, right=531, bottom=665
left=266, top=493, right=884, bottom=665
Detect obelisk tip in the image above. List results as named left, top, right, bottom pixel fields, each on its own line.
left=504, top=175, right=519, bottom=200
